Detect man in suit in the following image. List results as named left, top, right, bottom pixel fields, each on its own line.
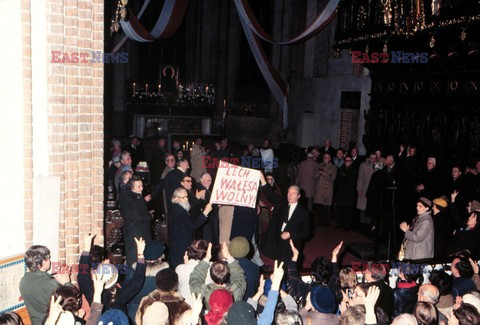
left=164, top=159, right=189, bottom=211
left=260, top=174, right=310, bottom=264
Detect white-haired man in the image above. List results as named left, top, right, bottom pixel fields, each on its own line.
left=168, top=188, right=212, bottom=269
left=260, top=174, right=310, bottom=264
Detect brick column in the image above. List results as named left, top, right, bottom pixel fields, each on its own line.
left=22, top=0, right=104, bottom=264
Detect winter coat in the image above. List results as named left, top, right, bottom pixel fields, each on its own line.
left=404, top=211, right=434, bottom=260
left=314, top=162, right=337, bottom=206
left=119, top=190, right=153, bottom=266
left=356, top=160, right=375, bottom=210
left=191, top=144, right=207, bottom=182
left=296, top=158, right=318, bottom=198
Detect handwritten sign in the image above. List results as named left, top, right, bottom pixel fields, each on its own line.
left=211, top=161, right=260, bottom=208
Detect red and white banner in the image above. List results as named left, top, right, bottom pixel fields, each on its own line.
left=210, top=161, right=261, bottom=209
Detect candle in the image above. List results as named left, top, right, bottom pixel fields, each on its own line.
left=183, top=145, right=185, bottom=151
left=205, top=86, right=209, bottom=93
left=223, top=99, right=227, bottom=108
left=158, top=84, right=161, bottom=95
left=145, top=83, right=149, bottom=95
left=186, top=141, right=189, bottom=150
left=133, top=82, right=136, bottom=97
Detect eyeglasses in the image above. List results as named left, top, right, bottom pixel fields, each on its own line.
left=182, top=180, right=192, bottom=183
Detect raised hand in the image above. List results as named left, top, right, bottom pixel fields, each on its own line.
left=451, top=190, right=459, bottom=203
left=270, top=260, right=285, bottom=291
left=203, top=242, right=212, bottom=262
left=54, top=265, right=71, bottom=285
left=364, top=286, right=380, bottom=309
left=190, top=293, right=203, bottom=321
left=92, top=272, right=106, bottom=303
left=332, top=241, right=343, bottom=263
left=45, top=295, right=64, bottom=325
left=83, top=233, right=96, bottom=252
left=184, top=251, right=190, bottom=264
left=203, top=203, right=213, bottom=215
left=134, top=237, right=146, bottom=256
left=196, top=189, right=206, bottom=200
left=221, top=242, right=232, bottom=260
left=400, top=222, right=409, bottom=233
left=304, top=292, right=313, bottom=311
left=289, top=239, right=299, bottom=262
left=469, top=258, right=479, bottom=274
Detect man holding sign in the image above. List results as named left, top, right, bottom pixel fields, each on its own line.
left=260, top=174, right=310, bottom=264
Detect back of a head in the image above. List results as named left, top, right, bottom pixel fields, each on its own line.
left=210, top=261, right=230, bottom=285
left=392, top=313, right=418, bottom=325
left=226, top=301, right=256, bottom=325
left=99, top=310, right=129, bottom=325
left=310, top=257, right=331, bottom=284
left=53, top=285, right=82, bottom=312
left=429, top=270, right=452, bottom=296
left=340, top=304, right=365, bottom=325
left=418, top=284, right=439, bottom=304
left=186, top=240, right=208, bottom=261
left=414, top=302, right=438, bottom=325
left=456, top=257, right=474, bottom=278
left=0, top=312, right=23, bottom=325
left=25, top=245, right=50, bottom=272
left=453, top=303, right=480, bottom=325
left=155, top=268, right=179, bottom=292
left=274, top=310, right=302, bottom=325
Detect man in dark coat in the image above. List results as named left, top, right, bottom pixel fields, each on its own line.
left=149, top=137, right=167, bottom=188
left=196, top=173, right=220, bottom=243
left=260, top=174, right=310, bottom=263
left=168, top=188, right=212, bottom=269
left=333, top=155, right=358, bottom=231
left=416, top=157, right=444, bottom=200
left=119, top=176, right=153, bottom=266
left=164, top=159, right=189, bottom=211
left=123, top=136, right=144, bottom=169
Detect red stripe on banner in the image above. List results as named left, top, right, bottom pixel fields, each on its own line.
left=127, top=8, right=155, bottom=41
left=160, top=0, right=189, bottom=39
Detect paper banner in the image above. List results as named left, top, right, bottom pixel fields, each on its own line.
left=210, top=161, right=260, bottom=208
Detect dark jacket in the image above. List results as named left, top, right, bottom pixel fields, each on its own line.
left=119, top=190, right=152, bottom=266
left=164, top=168, right=186, bottom=210
left=368, top=280, right=394, bottom=319
left=433, top=210, right=453, bottom=258
left=393, top=283, right=419, bottom=317
left=230, top=206, right=258, bottom=241
left=452, top=277, right=477, bottom=297
left=260, top=184, right=310, bottom=262
left=418, top=167, right=444, bottom=200
left=334, top=164, right=358, bottom=207
left=237, top=257, right=260, bottom=300
left=168, top=203, right=207, bottom=269
left=150, top=147, right=167, bottom=185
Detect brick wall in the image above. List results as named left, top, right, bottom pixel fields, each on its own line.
left=339, top=108, right=360, bottom=150
left=22, top=0, right=104, bottom=264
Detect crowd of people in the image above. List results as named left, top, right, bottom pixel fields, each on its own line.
left=4, top=136, right=480, bottom=325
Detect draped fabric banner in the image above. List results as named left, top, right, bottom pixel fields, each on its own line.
left=233, top=0, right=338, bottom=128
left=119, top=0, right=189, bottom=42
left=234, top=0, right=339, bottom=45
left=113, top=0, right=188, bottom=53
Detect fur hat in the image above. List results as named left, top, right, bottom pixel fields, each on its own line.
left=155, top=268, right=178, bottom=292
left=225, top=301, right=256, bottom=325
left=99, top=310, right=129, bottom=325
left=418, top=197, right=433, bottom=209
left=144, top=240, right=165, bottom=261
left=142, top=301, right=169, bottom=325
left=310, top=285, right=336, bottom=314
left=433, top=197, right=448, bottom=209
left=229, top=237, right=250, bottom=259
left=205, top=289, right=233, bottom=325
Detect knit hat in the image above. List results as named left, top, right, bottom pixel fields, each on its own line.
left=225, top=301, right=256, bottom=325
left=463, top=294, right=480, bottom=313
left=310, top=285, right=336, bottom=314
left=99, top=310, right=129, bottom=325
left=155, top=268, right=178, bottom=292
left=229, top=237, right=250, bottom=259
left=144, top=240, right=165, bottom=261
left=205, top=289, right=233, bottom=325
left=433, top=197, right=448, bottom=209
left=418, top=197, right=432, bottom=209
left=142, top=301, right=169, bottom=325
left=471, top=200, right=480, bottom=212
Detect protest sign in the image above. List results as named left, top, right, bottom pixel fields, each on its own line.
left=210, top=161, right=260, bottom=208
